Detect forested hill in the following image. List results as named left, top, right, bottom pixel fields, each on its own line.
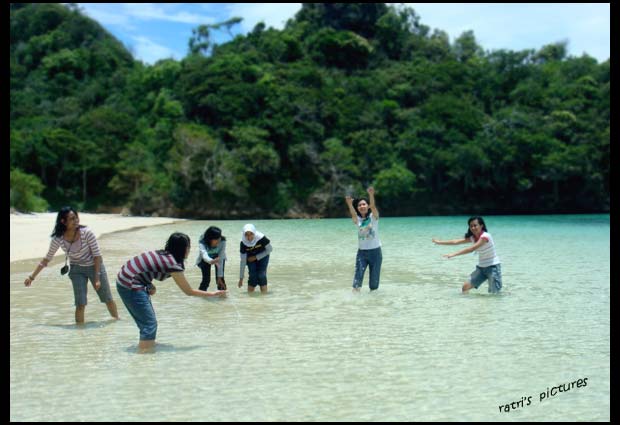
left=10, top=3, right=610, bottom=218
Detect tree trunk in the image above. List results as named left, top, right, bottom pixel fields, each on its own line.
left=56, top=164, right=63, bottom=191
left=82, top=166, right=87, bottom=204
left=41, top=166, right=47, bottom=185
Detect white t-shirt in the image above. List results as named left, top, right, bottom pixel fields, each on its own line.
left=471, top=231, right=500, bottom=267
left=357, top=213, right=381, bottom=250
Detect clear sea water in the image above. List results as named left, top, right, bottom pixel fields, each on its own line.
left=10, top=215, right=610, bottom=421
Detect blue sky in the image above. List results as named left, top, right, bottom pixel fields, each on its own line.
left=76, top=3, right=610, bottom=65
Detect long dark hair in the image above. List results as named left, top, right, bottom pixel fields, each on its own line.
left=200, top=226, right=225, bottom=246
left=353, top=197, right=370, bottom=218
left=51, top=206, right=83, bottom=238
left=464, top=216, right=488, bottom=238
left=162, top=232, right=190, bottom=267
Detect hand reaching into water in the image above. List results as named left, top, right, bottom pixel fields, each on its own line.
left=217, top=277, right=226, bottom=290
left=210, top=290, right=227, bottom=298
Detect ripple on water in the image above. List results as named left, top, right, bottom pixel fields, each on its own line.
left=10, top=216, right=609, bottom=421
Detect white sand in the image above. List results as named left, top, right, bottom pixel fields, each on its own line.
left=10, top=213, right=187, bottom=262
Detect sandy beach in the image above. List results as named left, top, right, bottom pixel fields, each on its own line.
left=10, top=212, right=186, bottom=263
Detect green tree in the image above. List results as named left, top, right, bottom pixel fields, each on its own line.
left=306, top=28, right=373, bottom=69
left=373, top=163, right=417, bottom=199
left=10, top=2, right=610, bottom=216
left=10, top=168, right=49, bottom=212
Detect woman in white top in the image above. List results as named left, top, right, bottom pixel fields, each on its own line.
left=432, top=216, right=502, bottom=293
left=24, top=206, right=119, bottom=323
left=345, top=187, right=383, bottom=292
left=196, top=226, right=227, bottom=290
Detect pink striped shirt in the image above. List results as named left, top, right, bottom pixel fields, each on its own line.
left=116, top=251, right=184, bottom=289
left=45, top=226, right=101, bottom=266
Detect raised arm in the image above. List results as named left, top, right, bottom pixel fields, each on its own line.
left=24, top=258, right=51, bottom=286
left=367, top=187, right=379, bottom=219
left=84, top=229, right=102, bottom=290
left=345, top=196, right=357, bottom=224
left=215, top=240, right=226, bottom=277
left=238, top=252, right=247, bottom=287
left=255, top=242, right=272, bottom=261
left=443, top=238, right=487, bottom=259
left=432, top=238, right=469, bottom=245
left=199, top=240, right=215, bottom=263
left=171, top=272, right=226, bottom=297
left=24, top=238, right=60, bottom=286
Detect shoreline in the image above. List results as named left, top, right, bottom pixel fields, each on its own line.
left=10, top=212, right=187, bottom=263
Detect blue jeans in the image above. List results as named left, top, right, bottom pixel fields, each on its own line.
left=116, top=284, right=157, bottom=340
left=247, top=256, right=269, bottom=287
left=353, top=247, right=383, bottom=290
left=469, top=264, right=502, bottom=293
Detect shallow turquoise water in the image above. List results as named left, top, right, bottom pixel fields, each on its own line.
left=10, top=215, right=610, bottom=421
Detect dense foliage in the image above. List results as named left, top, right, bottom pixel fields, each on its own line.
left=10, top=3, right=610, bottom=217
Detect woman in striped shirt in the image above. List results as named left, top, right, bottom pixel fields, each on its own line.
left=23, top=206, right=120, bottom=323
left=116, top=232, right=227, bottom=353
left=432, top=216, right=502, bottom=293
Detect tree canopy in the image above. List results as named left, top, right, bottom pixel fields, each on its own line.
left=10, top=3, right=610, bottom=217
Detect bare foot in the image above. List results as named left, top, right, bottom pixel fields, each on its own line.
left=462, top=283, right=473, bottom=293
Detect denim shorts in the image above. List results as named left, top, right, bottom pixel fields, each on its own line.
left=68, top=263, right=114, bottom=306
left=116, top=284, right=157, bottom=341
left=470, top=264, right=502, bottom=293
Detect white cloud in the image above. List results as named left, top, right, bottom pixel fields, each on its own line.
left=400, top=3, right=610, bottom=61
left=122, top=3, right=215, bottom=25
left=78, top=4, right=135, bottom=30
left=223, top=3, right=302, bottom=32
left=130, top=35, right=178, bottom=64
left=76, top=3, right=608, bottom=64
left=79, top=3, right=215, bottom=26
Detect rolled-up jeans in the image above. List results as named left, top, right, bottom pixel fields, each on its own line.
left=247, top=255, right=269, bottom=287
left=469, top=264, right=502, bottom=293
left=116, top=284, right=157, bottom=340
left=353, top=247, right=382, bottom=290
left=68, top=263, right=113, bottom=306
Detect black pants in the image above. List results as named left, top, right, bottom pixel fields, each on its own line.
left=198, top=260, right=226, bottom=290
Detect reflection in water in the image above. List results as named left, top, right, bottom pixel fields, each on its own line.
left=10, top=216, right=610, bottom=421
left=39, top=319, right=119, bottom=330
left=123, top=343, right=205, bottom=354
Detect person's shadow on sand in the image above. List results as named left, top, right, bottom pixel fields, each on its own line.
left=40, top=318, right=118, bottom=329
left=123, top=343, right=204, bottom=354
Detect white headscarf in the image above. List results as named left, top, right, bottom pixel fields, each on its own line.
left=241, top=224, right=265, bottom=248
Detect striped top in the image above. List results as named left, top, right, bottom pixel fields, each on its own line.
left=470, top=231, right=500, bottom=267
left=45, top=226, right=101, bottom=266
left=116, top=250, right=184, bottom=289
